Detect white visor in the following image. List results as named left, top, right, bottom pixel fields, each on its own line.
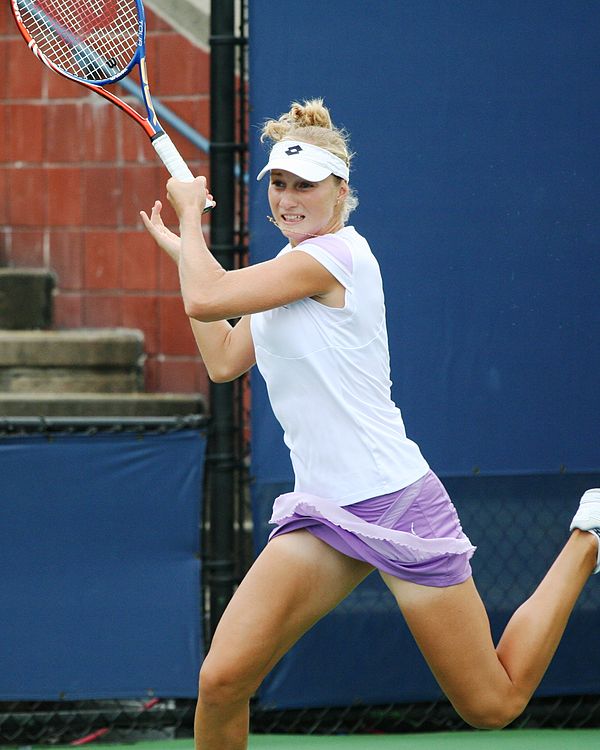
left=256, top=140, right=350, bottom=183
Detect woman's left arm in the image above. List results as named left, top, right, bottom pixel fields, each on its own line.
left=168, top=177, right=340, bottom=323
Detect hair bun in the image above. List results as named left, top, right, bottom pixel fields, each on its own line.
left=289, top=99, right=333, bottom=129
left=261, top=98, right=334, bottom=142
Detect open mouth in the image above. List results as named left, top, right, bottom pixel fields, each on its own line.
left=281, top=214, right=305, bottom=224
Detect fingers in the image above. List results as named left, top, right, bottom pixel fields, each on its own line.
left=150, top=201, right=165, bottom=226
left=140, top=213, right=161, bottom=241
left=144, top=177, right=213, bottom=230
left=140, top=210, right=152, bottom=230
left=140, top=201, right=164, bottom=230
left=166, top=175, right=208, bottom=195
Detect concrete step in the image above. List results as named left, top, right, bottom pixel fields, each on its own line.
left=0, top=393, right=206, bottom=418
left=145, top=0, right=209, bottom=48
left=0, top=329, right=145, bottom=393
left=0, top=367, right=142, bottom=393
left=0, top=268, right=56, bottom=329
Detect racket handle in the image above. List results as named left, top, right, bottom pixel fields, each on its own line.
left=152, top=133, right=215, bottom=213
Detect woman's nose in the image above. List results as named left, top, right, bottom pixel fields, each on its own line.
left=278, top=190, right=297, bottom=208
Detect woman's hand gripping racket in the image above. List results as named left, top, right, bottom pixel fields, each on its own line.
left=10, top=0, right=215, bottom=213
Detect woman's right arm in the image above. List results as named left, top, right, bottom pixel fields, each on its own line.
left=140, top=201, right=256, bottom=383
left=189, top=314, right=255, bottom=383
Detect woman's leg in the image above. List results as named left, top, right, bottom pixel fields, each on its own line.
left=381, top=529, right=598, bottom=729
left=195, top=530, right=374, bottom=750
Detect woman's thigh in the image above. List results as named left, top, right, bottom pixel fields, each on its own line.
left=381, top=573, right=521, bottom=726
left=203, top=531, right=374, bottom=693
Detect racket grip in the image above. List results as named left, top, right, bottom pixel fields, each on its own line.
left=152, top=133, right=215, bottom=213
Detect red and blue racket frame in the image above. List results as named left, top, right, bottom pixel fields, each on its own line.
left=10, top=0, right=215, bottom=208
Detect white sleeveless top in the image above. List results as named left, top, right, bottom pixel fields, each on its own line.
left=250, top=226, right=429, bottom=506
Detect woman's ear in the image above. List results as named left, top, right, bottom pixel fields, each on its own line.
left=337, top=181, right=349, bottom=203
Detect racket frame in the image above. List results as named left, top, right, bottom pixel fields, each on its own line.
left=10, top=0, right=215, bottom=206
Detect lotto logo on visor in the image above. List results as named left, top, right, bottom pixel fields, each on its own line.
left=257, top=141, right=350, bottom=183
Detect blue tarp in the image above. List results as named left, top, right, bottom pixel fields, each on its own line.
left=0, top=429, right=205, bottom=700
left=249, top=0, right=600, bottom=479
left=248, top=0, right=600, bottom=709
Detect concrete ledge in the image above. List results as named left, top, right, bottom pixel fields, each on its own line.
left=0, top=329, right=145, bottom=367
left=145, top=0, right=210, bottom=50
left=0, top=368, right=142, bottom=394
left=0, top=393, right=206, bottom=417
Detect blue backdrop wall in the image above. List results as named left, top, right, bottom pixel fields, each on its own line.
left=250, top=0, right=599, bottom=480
left=0, top=429, right=205, bottom=700
left=248, top=1, right=600, bottom=709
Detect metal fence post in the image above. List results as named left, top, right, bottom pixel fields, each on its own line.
left=207, top=0, right=237, bottom=641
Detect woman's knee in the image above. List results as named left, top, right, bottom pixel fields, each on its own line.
left=455, top=691, right=528, bottom=730
left=198, top=654, right=257, bottom=707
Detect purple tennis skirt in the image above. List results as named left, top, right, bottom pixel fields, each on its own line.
left=269, top=470, right=476, bottom=587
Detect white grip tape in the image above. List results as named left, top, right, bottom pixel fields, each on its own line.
left=152, top=133, right=194, bottom=181
left=152, top=133, right=215, bottom=213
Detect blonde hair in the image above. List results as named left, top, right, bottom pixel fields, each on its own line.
left=260, top=99, right=359, bottom=222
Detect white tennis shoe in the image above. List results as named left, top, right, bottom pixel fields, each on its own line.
left=570, top=489, right=600, bottom=574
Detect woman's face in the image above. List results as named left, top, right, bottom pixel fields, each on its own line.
left=268, top=169, right=346, bottom=246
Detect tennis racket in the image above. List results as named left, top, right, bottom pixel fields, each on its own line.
left=10, top=0, right=215, bottom=213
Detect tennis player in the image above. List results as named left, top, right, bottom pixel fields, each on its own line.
left=141, top=99, right=600, bottom=750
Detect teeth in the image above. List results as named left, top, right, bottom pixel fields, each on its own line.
left=283, top=214, right=303, bottom=221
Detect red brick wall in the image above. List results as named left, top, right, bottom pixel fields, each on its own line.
left=0, top=5, right=211, bottom=396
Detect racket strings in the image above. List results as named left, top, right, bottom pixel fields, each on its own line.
left=16, top=0, right=140, bottom=81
